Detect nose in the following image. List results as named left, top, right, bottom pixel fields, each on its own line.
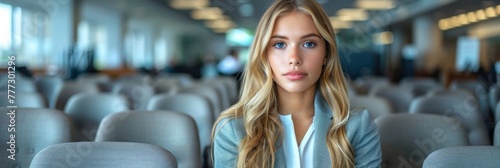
left=288, top=46, right=302, bottom=65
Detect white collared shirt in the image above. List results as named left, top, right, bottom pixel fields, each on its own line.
left=278, top=114, right=315, bottom=168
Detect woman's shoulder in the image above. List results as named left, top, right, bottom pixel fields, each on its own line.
left=345, top=108, right=377, bottom=137
left=214, top=117, right=246, bottom=139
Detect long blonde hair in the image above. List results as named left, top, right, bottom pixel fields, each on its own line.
left=211, top=0, right=354, bottom=167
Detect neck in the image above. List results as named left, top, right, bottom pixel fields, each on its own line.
left=276, top=86, right=316, bottom=119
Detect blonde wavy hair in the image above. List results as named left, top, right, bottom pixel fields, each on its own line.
left=211, top=0, right=354, bottom=167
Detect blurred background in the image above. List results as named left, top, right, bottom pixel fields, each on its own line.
left=0, top=0, right=499, bottom=84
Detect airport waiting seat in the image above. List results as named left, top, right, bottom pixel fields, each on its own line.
left=494, top=102, right=500, bottom=125
left=55, top=82, right=99, bottom=111
left=426, top=88, right=493, bottom=126
left=409, top=95, right=490, bottom=145
left=64, top=93, right=129, bottom=141
left=489, top=85, right=500, bottom=112
left=0, top=92, right=46, bottom=108
left=0, top=108, right=71, bottom=168
left=0, top=77, right=37, bottom=93
left=349, top=96, right=393, bottom=119
left=400, top=77, right=441, bottom=97
left=450, top=80, right=490, bottom=124
left=495, top=121, right=500, bottom=146
left=423, top=146, right=500, bottom=168
left=375, top=114, right=469, bottom=168
left=95, top=111, right=200, bottom=168
left=354, top=75, right=390, bottom=94
left=35, top=75, right=63, bottom=108
left=179, top=83, right=222, bottom=120
left=203, top=79, right=232, bottom=110
left=147, top=93, right=213, bottom=156
left=369, top=85, right=414, bottom=113
left=112, top=82, right=154, bottom=110
left=30, top=142, right=177, bottom=168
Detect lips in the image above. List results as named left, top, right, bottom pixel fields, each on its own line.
left=283, top=71, right=307, bottom=80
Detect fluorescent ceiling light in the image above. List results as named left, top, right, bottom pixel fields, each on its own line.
left=170, top=0, right=208, bottom=9
left=467, top=12, right=477, bottom=23
left=485, top=7, right=497, bottom=18
left=329, top=17, right=353, bottom=29
left=438, top=19, right=449, bottom=30
left=192, top=7, right=223, bottom=20
left=205, top=18, right=235, bottom=29
left=476, top=9, right=487, bottom=20
left=497, top=5, right=500, bottom=14
left=458, top=14, right=468, bottom=25
left=372, top=31, right=393, bottom=45
left=337, top=9, right=368, bottom=21
left=356, top=0, right=395, bottom=10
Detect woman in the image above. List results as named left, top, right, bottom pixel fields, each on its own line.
left=212, top=0, right=381, bottom=167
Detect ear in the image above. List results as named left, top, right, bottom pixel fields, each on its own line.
left=323, top=58, right=327, bottom=65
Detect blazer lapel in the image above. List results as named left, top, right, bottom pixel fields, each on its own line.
left=313, top=91, right=333, bottom=167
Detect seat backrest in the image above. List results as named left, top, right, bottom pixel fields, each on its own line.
left=349, top=96, right=392, bottom=119
left=0, top=77, right=37, bottom=93
left=95, top=111, right=200, bottom=168
left=375, top=114, right=469, bottom=168
left=0, top=92, right=46, bottom=108
left=409, top=95, right=490, bottom=145
left=35, top=75, right=63, bottom=108
left=495, top=102, right=500, bottom=124
left=369, top=85, right=414, bottom=113
left=0, top=108, right=71, bottom=168
left=112, top=82, right=154, bottom=110
left=55, top=82, right=99, bottom=110
left=179, top=84, right=221, bottom=120
left=495, top=121, right=500, bottom=146
left=64, top=93, right=129, bottom=141
left=30, top=142, right=177, bottom=168
left=147, top=93, right=213, bottom=154
left=400, top=77, right=440, bottom=96
left=423, top=146, right=500, bottom=168
left=489, top=85, right=500, bottom=112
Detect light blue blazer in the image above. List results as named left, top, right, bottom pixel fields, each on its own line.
left=213, top=92, right=382, bottom=167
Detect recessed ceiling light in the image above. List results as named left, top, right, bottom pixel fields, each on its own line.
left=356, top=0, right=395, bottom=10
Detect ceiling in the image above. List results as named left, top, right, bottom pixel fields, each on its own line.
left=151, top=0, right=500, bottom=34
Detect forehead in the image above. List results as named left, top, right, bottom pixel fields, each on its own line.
left=271, top=11, right=320, bottom=36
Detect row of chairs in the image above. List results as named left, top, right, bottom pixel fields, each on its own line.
left=4, top=108, right=500, bottom=168
left=376, top=113, right=500, bottom=168
left=0, top=108, right=201, bottom=168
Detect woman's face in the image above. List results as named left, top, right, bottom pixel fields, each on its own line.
left=267, top=11, right=326, bottom=94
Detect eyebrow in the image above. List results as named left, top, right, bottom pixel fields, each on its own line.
left=270, top=33, right=321, bottom=40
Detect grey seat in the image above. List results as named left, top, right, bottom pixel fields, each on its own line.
left=423, top=146, right=500, bottom=168
left=409, top=95, right=490, bottom=145
left=0, top=77, right=37, bottom=93
left=35, top=75, right=63, bottom=108
left=147, top=93, right=213, bottom=155
left=179, top=83, right=222, bottom=120
left=369, top=85, right=414, bottom=113
left=400, top=77, right=440, bottom=96
left=495, top=121, right=500, bottom=146
left=0, top=92, right=46, bottom=108
left=0, top=108, right=71, bottom=168
left=95, top=111, right=200, bottom=168
left=112, top=82, right=154, bottom=110
left=30, top=142, right=177, bottom=168
left=495, top=102, right=500, bottom=124
left=64, top=93, right=129, bottom=141
left=55, top=82, right=99, bottom=111
left=375, top=114, right=469, bottom=168
left=349, top=96, right=392, bottom=119
left=489, top=85, right=500, bottom=112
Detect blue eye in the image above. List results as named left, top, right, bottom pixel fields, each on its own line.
left=273, top=42, right=286, bottom=49
left=303, top=41, right=316, bottom=48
